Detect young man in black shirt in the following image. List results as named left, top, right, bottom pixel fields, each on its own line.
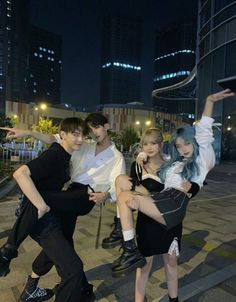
left=0, top=117, right=89, bottom=302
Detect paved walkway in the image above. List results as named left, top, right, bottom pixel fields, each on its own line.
left=0, top=162, right=236, bottom=301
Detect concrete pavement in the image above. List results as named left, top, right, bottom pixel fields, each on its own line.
left=0, top=162, right=236, bottom=301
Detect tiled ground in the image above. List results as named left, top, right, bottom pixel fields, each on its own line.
left=0, top=163, right=236, bottom=301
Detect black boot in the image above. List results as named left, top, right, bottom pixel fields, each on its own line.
left=102, top=216, right=122, bottom=249
left=19, top=276, right=54, bottom=302
left=169, top=296, right=179, bottom=302
left=0, top=243, right=18, bottom=277
left=111, top=239, right=146, bottom=278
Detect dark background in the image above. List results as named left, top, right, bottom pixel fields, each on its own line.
left=30, top=0, right=198, bottom=107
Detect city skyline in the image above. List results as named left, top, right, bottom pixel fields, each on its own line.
left=30, top=0, right=198, bottom=108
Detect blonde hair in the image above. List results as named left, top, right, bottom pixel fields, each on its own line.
left=140, top=128, right=163, bottom=146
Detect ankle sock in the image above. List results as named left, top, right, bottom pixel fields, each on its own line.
left=123, top=229, right=135, bottom=241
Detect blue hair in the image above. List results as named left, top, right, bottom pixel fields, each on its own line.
left=160, top=125, right=200, bottom=182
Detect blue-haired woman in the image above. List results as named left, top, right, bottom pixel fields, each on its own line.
left=112, top=89, right=235, bottom=298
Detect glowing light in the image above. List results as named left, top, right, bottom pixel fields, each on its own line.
left=40, top=103, right=47, bottom=110
left=154, top=49, right=195, bottom=61
left=153, top=71, right=190, bottom=82
left=102, top=62, right=141, bottom=71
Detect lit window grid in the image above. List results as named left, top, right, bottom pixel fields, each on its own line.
left=153, top=70, right=191, bottom=82
left=154, top=49, right=195, bottom=61
left=102, top=62, right=141, bottom=70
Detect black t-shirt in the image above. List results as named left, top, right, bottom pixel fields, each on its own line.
left=26, top=142, right=71, bottom=192
left=25, top=143, right=71, bottom=233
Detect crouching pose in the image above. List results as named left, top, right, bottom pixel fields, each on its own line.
left=112, top=90, right=235, bottom=296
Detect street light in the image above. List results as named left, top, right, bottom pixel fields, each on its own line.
left=135, top=120, right=152, bottom=137
left=145, top=120, right=151, bottom=127
left=40, top=103, right=47, bottom=111
left=35, top=103, right=48, bottom=120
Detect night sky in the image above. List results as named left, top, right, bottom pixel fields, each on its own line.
left=30, top=0, right=198, bottom=108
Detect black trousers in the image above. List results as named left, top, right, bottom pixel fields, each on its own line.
left=31, top=218, right=84, bottom=302
left=6, top=183, right=95, bottom=301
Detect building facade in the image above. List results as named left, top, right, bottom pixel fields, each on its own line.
left=100, top=15, right=142, bottom=104
left=0, top=0, right=30, bottom=114
left=197, top=0, right=236, bottom=160
left=26, top=26, right=62, bottom=105
left=153, top=21, right=196, bottom=90
left=153, top=21, right=197, bottom=117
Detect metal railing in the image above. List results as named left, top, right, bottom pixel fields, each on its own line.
left=0, top=144, right=40, bottom=164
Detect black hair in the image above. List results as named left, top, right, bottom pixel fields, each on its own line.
left=85, top=112, right=108, bottom=127
left=59, top=117, right=86, bottom=134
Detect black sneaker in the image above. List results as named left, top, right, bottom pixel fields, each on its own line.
left=112, top=239, right=146, bottom=278
left=0, top=244, right=18, bottom=277
left=102, top=216, right=122, bottom=249
left=19, top=287, right=54, bottom=302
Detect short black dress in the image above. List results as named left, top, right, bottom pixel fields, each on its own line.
left=130, top=162, right=182, bottom=257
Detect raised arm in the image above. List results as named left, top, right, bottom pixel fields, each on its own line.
left=0, top=127, right=56, bottom=144
left=202, top=89, right=235, bottom=117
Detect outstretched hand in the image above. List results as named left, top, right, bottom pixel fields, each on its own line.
left=207, top=89, right=235, bottom=103
left=203, top=89, right=235, bottom=117
left=0, top=127, right=29, bottom=140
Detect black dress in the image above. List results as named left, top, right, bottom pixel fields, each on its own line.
left=130, top=161, right=182, bottom=257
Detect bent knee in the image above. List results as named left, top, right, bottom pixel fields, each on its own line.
left=115, top=174, right=132, bottom=190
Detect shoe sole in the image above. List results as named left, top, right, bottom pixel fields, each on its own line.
left=101, top=239, right=122, bottom=249
left=112, top=258, right=146, bottom=278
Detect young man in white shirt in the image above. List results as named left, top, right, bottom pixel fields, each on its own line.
left=1, top=112, right=125, bottom=302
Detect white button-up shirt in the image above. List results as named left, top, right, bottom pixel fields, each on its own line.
left=54, top=137, right=125, bottom=201
left=164, top=116, right=216, bottom=190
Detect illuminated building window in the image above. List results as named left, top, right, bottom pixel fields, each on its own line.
left=153, top=70, right=190, bottom=82
left=154, top=49, right=195, bottom=61
left=102, top=62, right=141, bottom=70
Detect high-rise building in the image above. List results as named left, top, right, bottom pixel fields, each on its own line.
left=100, top=15, right=142, bottom=104
left=152, top=21, right=197, bottom=117
left=153, top=21, right=196, bottom=90
left=197, top=0, right=236, bottom=160
left=26, top=26, right=62, bottom=105
left=0, top=0, right=30, bottom=114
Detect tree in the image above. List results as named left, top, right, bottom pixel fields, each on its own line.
left=109, top=130, right=122, bottom=150
left=0, top=113, right=13, bottom=143
left=120, top=126, right=139, bottom=152
left=27, top=117, right=59, bottom=148
left=31, top=117, right=59, bottom=134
